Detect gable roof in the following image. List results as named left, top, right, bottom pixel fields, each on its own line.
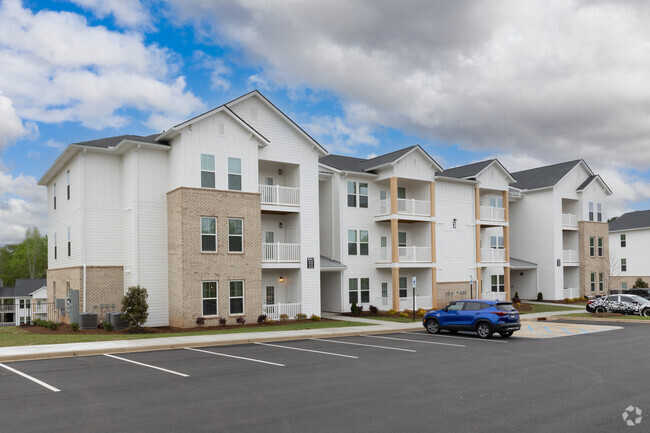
left=319, top=145, right=442, bottom=174
left=576, top=174, right=613, bottom=195
left=510, top=160, right=584, bottom=190
left=0, top=278, right=46, bottom=298
left=71, top=134, right=163, bottom=149
left=609, top=210, right=650, bottom=232
left=439, top=159, right=515, bottom=182
left=320, top=256, right=347, bottom=271
left=510, top=257, right=538, bottom=269
left=318, top=154, right=369, bottom=173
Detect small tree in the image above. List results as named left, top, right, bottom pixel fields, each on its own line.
left=633, top=278, right=649, bottom=289
left=121, top=286, right=149, bottom=328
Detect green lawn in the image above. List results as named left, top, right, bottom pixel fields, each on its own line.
left=517, top=303, right=584, bottom=315
left=362, top=316, right=423, bottom=323
left=557, top=313, right=650, bottom=321
left=0, top=321, right=369, bottom=348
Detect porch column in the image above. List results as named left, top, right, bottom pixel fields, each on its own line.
left=502, top=190, right=509, bottom=221
left=505, top=266, right=511, bottom=301
left=391, top=268, right=400, bottom=311
left=431, top=268, right=438, bottom=308
left=390, top=177, right=400, bottom=311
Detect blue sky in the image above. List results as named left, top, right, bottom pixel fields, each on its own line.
left=1, top=0, right=650, bottom=243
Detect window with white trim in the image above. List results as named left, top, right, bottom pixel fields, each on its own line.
left=228, top=218, right=243, bottom=252
left=348, top=278, right=358, bottom=304
left=622, top=282, right=628, bottom=290
left=360, top=278, right=370, bottom=303
left=348, top=230, right=357, bottom=255
left=621, top=258, right=627, bottom=272
left=599, top=273, right=604, bottom=291
left=490, top=236, right=504, bottom=249
left=588, top=202, right=594, bottom=221
left=67, top=226, right=71, bottom=257
left=399, top=276, right=408, bottom=298
left=597, top=203, right=602, bottom=222
left=229, top=280, right=244, bottom=314
left=54, top=232, right=57, bottom=260
left=201, top=154, right=215, bottom=188
left=202, top=281, right=218, bottom=316
left=589, top=237, right=595, bottom=257
left=53, top=182, right=57, bottom=210
left=621, top=234, right=626, bottom=248
left=347, top=182, right=356, bottom=207
left=491, top=275, right=505, bottom=292
left=590, top=272, right=596, bottom=292
left=201, top=217, right=217, bottom=252
left=597, top=237, right=603, bottom=257
left=66, top=170, right=70, bottom=201
left=359, top=230, right=368, bottom=255
left=381, top=282, right=388, bottom=299
left=397, top=187, right=406, bottom=199
left=359, top=183, right=368, bottom=208
left=489, top=196, right=503, bottom=208
left=398, top=232, right=407, bottom=248
left=228, top=157, right=242, bottom=191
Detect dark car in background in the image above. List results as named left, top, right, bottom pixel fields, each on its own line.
left=586, top=294, right=650, bottom=316
left=623, top=288, right=650, bottom=301
left=423, top=300, right=520, bottom=339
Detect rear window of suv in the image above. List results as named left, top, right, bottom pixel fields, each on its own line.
left=495, top=303, right=516, bottom=312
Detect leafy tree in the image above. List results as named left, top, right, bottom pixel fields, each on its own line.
left=633, top=278, right=649, bottom=289
left=121, top=286, right=149, bottom=328
left=0, top=227, right=48, bottom=287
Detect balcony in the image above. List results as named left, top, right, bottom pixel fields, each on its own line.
left=262, top=243, right=300, bottom=268
left=369, top=296, right=434, bottom=310
left=562, top=213, right=579, bottom=228
left=480, top=206, right=505, bottom=222
left=563, top=249, right=579, bottom=264
left=259, top=185, right=300, bottom=212
left=481, top=248, right=506, bottom=263
left=375, top=198, right=431, bottom=220
left=376, top=246, right=431, bottom=266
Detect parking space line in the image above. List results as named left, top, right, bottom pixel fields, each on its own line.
left=254, top=342, right=358, bottom=359
left=184, top=347, right=285, bottom=366
left=360, top=335, right=465, bottom=348
left=103, top=354, right=189, bottom=377
left=401, top=332, right=508, bottom=343
left=0, top=363, right=61, bottom=392
left=311, top=338, right=417, bottom=353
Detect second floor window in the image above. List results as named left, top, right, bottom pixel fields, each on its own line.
left=621, top=234, right=626, bottom=247
left=228, top=157, right=242, bottom=191
left=359, top=183, right=368, bottom=208
left=621, top=258, right=627, bottom=272
left=597, top=203, right=602, bottom=222
left=66, top=170, right=70, bottom=200
left=228, top=218, right=243, bottom=252
left=347, top=230, right=368, bottom=256
left=53, top=183, right=57, bottom=210
left=588, top=202, right=594, bottom=221
left=201, top=154, right=215, bottom=188
left=490, top=236, right=504, bottom=249
left=347, top=182, right=356, bottom=207
left=489, top=196, right=503, bottom=208
left=589, top=237, right=595, bottom=257
left=201, top=217, right=217, bottom=252
left=597, top=237, right=603, bottom=257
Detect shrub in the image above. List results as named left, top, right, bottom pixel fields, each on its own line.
left=537, top=292, right=543, bottom=301
left=257, top=314, right=267, bottom=324
left=310, top=314, right=320, bottom=321
left=633, top=278, right=649, bottom=288
left=399, top=312, right=409, bottom=318
left=387, top=309, right=397, bottom=316
left=351, top=302, right=358, bottom=316
left=416, top=308, right=426, bottom=317
left=563, top=297, right=572, bottom=304
left=357, top=305, right=364, bottom=314
left=369, top=305, right=379, bottom=315
left=403, top=309, right=413, bottom=316
left=34, top=319, right=59, bottom=331
left=236, top=317, right=246, bottom=326
left=196, top=317, right=205, bottom=326
left=104, top=322, right=114, bottom=332
left=71, top=322, right=79, bottom=332
left=572, top=297, right=581, bottom=303
left=121, top=285, right=149, bottom=328
left=296, top=313, right=307, bottom=320
left=280, top=314, right=289, bottom=322
left=512, top=292, right=521, bottom=304
left=264, top=318, right=274, bottom=324
left=218, top=318, right=227, bottom=327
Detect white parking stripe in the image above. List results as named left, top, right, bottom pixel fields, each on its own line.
left=103, top=354, right=189, bottom=377
left=254, top=342, right=358, bottom=359
left=311, top=338, right=417, bottom=353
left=402, top=332, right=508, bottom=343
left=0, top=362, right=61, bottom=392
left=361, top=335, right=466, bottom=348
left=185, top=347, right=285, bottom=367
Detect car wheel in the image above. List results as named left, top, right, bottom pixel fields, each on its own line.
left=425, top=319, right=440, bottom=334
left=642, top=308, right=650, bottom=317
left=594, top=306, right=606, bottom=313
left=476, top=322, right=493, bottom=339
left=499, top=331, right=514, bottom=338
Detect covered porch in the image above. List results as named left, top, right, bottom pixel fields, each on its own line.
left=509, top=257, right=538, bottom=300
left=262, top=269, right=301, bottom=320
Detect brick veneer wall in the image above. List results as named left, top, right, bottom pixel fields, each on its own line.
left=579, top=221, right=610, bottom=297
left=436, top=281, right=472, bottom=307
left=167, top=187, right=262, bottom=328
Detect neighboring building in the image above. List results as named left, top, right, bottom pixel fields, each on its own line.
left=509, top=160, right=612, bottom=300
left=609, top=210, right=650, bottom=291
left=0, top=279, right=48, bottom=326
left=38, top=90, right=327, bottom=327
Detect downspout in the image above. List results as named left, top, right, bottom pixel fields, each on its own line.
left=82, top=148, right=87, bottom=313
left=134, top=144, right=140, bottom=287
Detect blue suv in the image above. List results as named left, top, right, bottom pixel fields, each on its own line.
left=423, top=300, right=521, bottom=338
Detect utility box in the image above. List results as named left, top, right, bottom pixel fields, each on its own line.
left=111, top=312, right=128, bottom=330
left=79, top=312, right=97, bottom=330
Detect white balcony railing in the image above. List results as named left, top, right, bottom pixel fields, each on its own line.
left=563, top=249, right=579, bottom=263
left=369, top=297, right=433, bottom=310
left=481, top=292, right=507, bottom=301
left=562, top=213, right=579, bottom=227
left=564, top=288, right=580, bottom=298
left=480, top=206, right=505, bottom=221
left=262, top=243, right=300, bottom=262
left=263, top=303, right=302, bottom=320
left=481, top=248, right=506, bottom=263
left=259, top=185, right=300, bottom=206
left=375, top=199, right=430, bottom=217
left=376, top=246, right=431, bottom=263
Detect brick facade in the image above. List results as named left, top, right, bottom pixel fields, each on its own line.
left=436, top=281, right=473, bottom=307
left=167, top=187, right=262, bottom=328
left=579, top=221, right=610, bottom=297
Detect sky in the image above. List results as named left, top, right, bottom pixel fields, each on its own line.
left=1, top=0, right=650, bottom=244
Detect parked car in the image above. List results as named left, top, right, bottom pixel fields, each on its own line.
left=586, top=294, right=650, bottom=316
left=423, top=300, right=521, bottom=339
left=623, top=288, right=650, bottom=301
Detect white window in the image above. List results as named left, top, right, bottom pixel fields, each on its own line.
left=229, top=280, right=244, bottom=314
left=597, top=237, right=603, bottom=257
left=201, top=217, right=217, bottom=252
left=359, top=183, right=368, bottom=208
left=349, top=278, right=358, bottom=304
left=54, top=232, right=57, bottom=260
left=621, top=258, right=627, bottom=272
left=490, top=236, right=504, bottom=249
left=359, top=230, right=369, bottom=256
left=347, top=182, right=356, bottom=207
left=399, top=276, right=408, bottom=298
left=489, top=196, right=503, bottom=208
left=348, top=277, right=370, bottom=304
left=621, top=234, right=626, bottom=248
left=599, top=273, right=604, bottom=291
left=66, top=170, right=70, bottom=201
left=381, top=282, right=388, bottom=299
left=228, top=218, right=243, bottom=252
left=360, top=278, right=370, bottom=303
left=201, top=154, right=215, bottom=188
left=67, top=226, right=71, bottom=257
left=491, top=275, right=505, bottom=292
left=348, top=230, right=357, bottom=255
left=597, top=203, right=603, bottom=222
left=397, top=187, right=406, bottom=199
left=228, top=157, right=242, bottom=191
left=53, top=182, right=57, bottom=210
left=622, top=282, right=628, bottom=291
left=590, top=272, right=596, bottom=292
left=589, top=237, right=595, bottom=257
left=588, top=202, right=594, bottom=221
left=202, top=281, right=218, bottom=316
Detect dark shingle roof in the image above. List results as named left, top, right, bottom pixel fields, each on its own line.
left=0, top=279, right=46, bottom=298
left=510, top=160, right=582, bottom=190
left=318, top=155, right=369, bottom=173
left=510, top=257, right=538, bottom=269
left=609, top=210, right=650, bottom=232
left=576, top=175, right=597, bottom=191
left=439, top=159, right=495, bottom=179
left=320, top=145, right=440, bottom=174
left=360, top=146, right=418, bottom=170
left=320, top=256, right=347, bottom=270
left=71, top=134, right=163, bottom=149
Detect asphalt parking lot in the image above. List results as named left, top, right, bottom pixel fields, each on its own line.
left=1, top=321, right=648, bottom=433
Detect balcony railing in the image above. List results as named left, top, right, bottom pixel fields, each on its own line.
left=481, top=248, right=506, bottom=263
left=375, top=199, right=430, bottom=217
left=562, top=213, right=578, bottom=227
left=563, top=249, right=579, bottom=263
left=481, top=292, right=507, bottom=301
left=263, top=303, right=302, bottom=320
left=480, top=206, right=505, bottom=221
left=377, top=246, right=431, bottom=262
left=259, top=185, right=300, bottom=206
left=262, top=243, right=300, bottom=262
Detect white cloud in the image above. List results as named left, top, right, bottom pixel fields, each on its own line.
left=69, top=0, right=151, bottom=29
left=0, top=92, right=26, bottom=149
left=304, top=115, right=378, bottom=154
left=26, top=150, right=40, bottom=159
left=43, top=139, right=65, bottom=150
left=192, top=51, right=230, bottom=91
left=0, top=165, right=47, bottom=244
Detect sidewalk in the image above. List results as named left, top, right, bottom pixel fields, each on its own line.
left=525, top=301, right=585, bottom=308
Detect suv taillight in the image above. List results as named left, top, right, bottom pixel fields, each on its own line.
left=492, top=311, right=506, bottom=317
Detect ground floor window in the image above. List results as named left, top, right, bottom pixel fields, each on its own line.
left=599, top=273, right=604, bottom=292
left=360, top=278, right=370, bottom=303
left=265, top=285, right=275, bottom=305
left=349, top=278, right=358, bottom=304
left=399, top=276, right=408, bottom=298
left=590, top=273, right=596, bottom=292
left=381, top=282, right=388, bottom=299
left=229, top=281, right=244, bottom=314
left=202, top=281, right=217, bottom=316
left=490, top=275, right=505, bottom=292
left=622, top=282, right=628, bottom=290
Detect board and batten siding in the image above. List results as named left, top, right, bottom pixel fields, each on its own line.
left=475, top=164, right=510, bottom=191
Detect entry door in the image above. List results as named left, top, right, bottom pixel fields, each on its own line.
left=265, top=285, right=276, bottom=305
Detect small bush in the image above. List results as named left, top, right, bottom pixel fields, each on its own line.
left=369, top=305, right=379, bottom=315
left=387, top=309, right=397, bottom=316
left=236, top=317, right=246, bottom=326
left=310, top=314, right=321, bottom=321
left=33, top=318, right=58, bottom=330
left=416, top=308, right=426, bottom=317
left=49, top=322, right=58, bottom=331
left=512, top=292, right=521, bottom=304
left=572, top=297, right=581, bottom=303
left=403, top=309, right=413, bottom=316
left=357, top=305, right=364, bottom=314
left=257, top=314, right=267, bottom=324
left=104, top=322, right=114, bottom=332
left=633, top=278, right=649, bottom=288
left=537, top=292, right=543, bottom=301
left=563, top=297, right=572, bottom=304
left=280, top=314, right=289, bottom=322
left=121, top=285, right=149, bottom=329
left=71, top=322, right=79, bottom=332
left=351, top=302, right=358, bottom=316
left=218, top=318, right=227, bottom=327
left=196, top=317, right=205, bottom=326
left=264, top=318, right=274, bottom=324
left=296, top=313, right=307, bottom=320
left=581, top=296, right=588, bottom=301
left=399, top=312, right=409, bottom=318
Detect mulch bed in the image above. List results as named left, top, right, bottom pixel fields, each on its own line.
left=513, top=302, right=533, bottom=312
left=20, top=318, right=338, bottom=335
left=341, top=310, right=426, bottom=319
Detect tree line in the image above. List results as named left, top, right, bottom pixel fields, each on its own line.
left=0, top=227, right=48, bottom=288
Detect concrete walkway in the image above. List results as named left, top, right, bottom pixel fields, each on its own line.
left=525, top=301, right=585, bottom=308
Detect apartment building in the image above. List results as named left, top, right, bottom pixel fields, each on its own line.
left=609, top=210, right=650, bottom=290
left=38, top=90, right=326, bottom=327
left=509, top=160, right=612, bottom=300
